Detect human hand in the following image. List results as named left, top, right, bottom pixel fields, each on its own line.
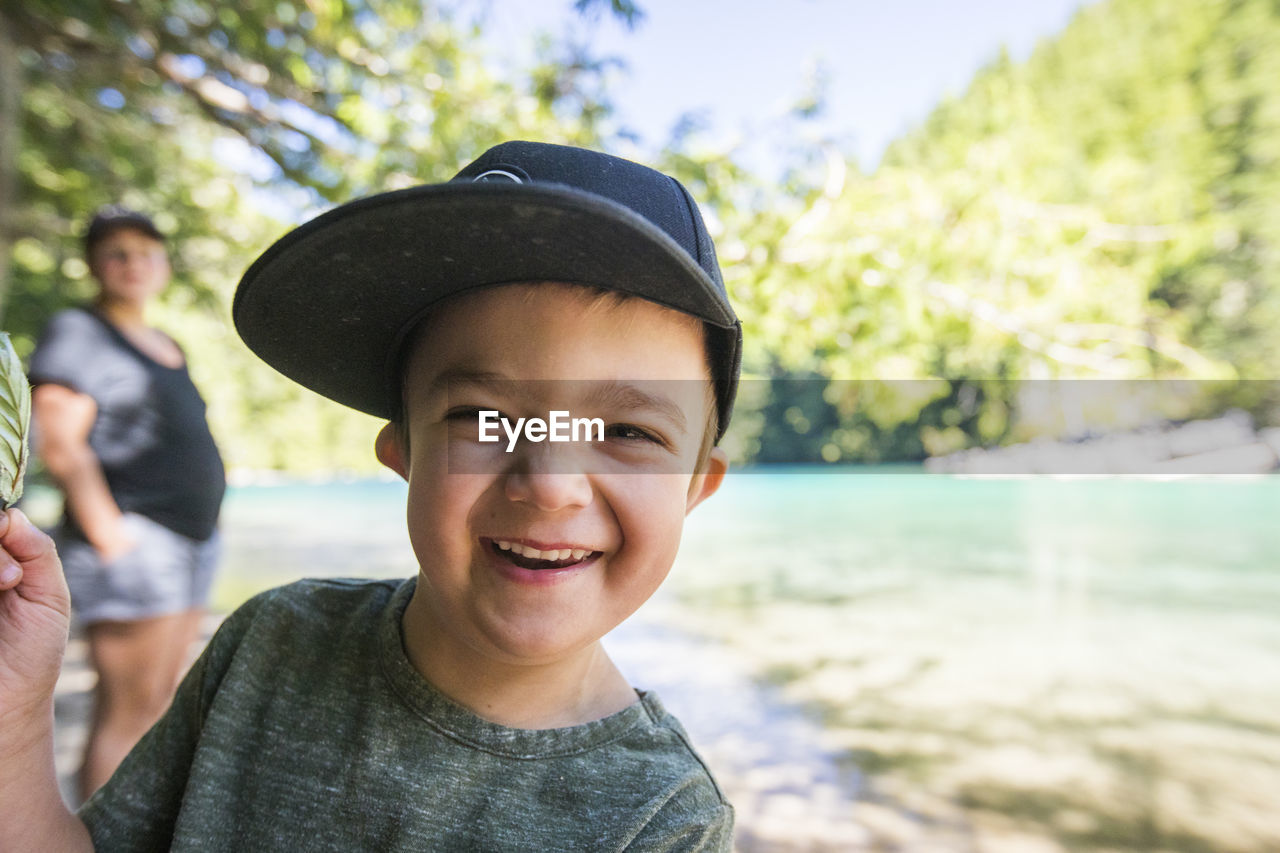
left=0, top=509, right=92, bottom=852
left=0, top=508, right=71, bottom=722
left=93, top=514, right=138, bottom=563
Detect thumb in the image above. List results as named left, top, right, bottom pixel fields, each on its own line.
left=0, top=509, right=69, bottom=607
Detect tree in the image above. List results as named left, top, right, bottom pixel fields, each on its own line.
left=3, top=0, right=636, bottom=472
left=701, top=0, right=1280, bottom=461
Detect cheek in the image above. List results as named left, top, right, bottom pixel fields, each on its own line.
left=609, top=477, right=691, bottom=566
left=404, top=461, right=490, bottom=557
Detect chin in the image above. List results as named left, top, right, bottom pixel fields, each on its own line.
left=483, top=622, right=598, bottom=665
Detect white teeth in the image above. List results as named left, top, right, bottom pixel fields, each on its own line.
left=494, top=541, right=594, bottom=562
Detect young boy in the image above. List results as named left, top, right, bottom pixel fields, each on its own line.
left=0, top=141, right=743, bottom=851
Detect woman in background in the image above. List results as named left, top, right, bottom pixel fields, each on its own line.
left=28, top=206, right=226, bottom=799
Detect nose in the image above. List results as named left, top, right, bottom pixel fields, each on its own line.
left=114, top=251, right=149, bottom=274
left=504, top=447, right=593, bottom=511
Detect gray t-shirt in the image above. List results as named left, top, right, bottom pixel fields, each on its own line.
left=78, top=577, right=733, bottom=851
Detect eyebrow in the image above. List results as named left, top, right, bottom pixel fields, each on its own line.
left=426, top=369, right=512, bottom=398
left=580, top=380, right=689, bottom=433
left=426, top=372, right=691, bottom=433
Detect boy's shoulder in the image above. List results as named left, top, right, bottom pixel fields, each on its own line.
left=218, top=575, right=405, bottom=641
left=207, top=575, right=405, bottom=670
left=197, top=576, right=407, bottom=695
left=235, top=575, right=405, bottom=618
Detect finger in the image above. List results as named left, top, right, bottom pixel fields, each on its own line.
left=0, top=509, right=68, bottom=604
left=0, top=557, right=19, bottom=590
left=0, top=510, right=21, bottom=589
left=0, top=509, right=56, bottom=563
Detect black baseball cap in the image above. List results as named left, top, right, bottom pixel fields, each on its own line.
left=85, top=205, right=164, bottom=252
left=233, top=141, right=743, bottom=440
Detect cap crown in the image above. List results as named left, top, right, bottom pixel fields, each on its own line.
left=453, top=142, right=725, bottom=300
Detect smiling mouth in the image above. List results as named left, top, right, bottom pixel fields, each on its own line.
left=491, top=539, right=602, bottom=570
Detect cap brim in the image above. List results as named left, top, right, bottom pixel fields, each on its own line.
left=233, top=182, right=737, bottom=419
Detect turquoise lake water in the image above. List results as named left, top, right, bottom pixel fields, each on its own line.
left=218, top=469, right=1280, bottom=667
left=217, top=468, right=1280, bottom=725
left=677, top=469, right=1280, bottom=634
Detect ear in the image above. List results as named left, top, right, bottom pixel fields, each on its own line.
left=375, top=423, right=409, bottom=481
left=685, top=447, right=728, bottom=515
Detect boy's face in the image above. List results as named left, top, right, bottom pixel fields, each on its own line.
left=377, top=283, right=726, bottom=668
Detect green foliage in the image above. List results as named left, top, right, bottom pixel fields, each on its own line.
left=882, top=0, right=1280, bottom=380
left=5, top=0, right=1278, bottom=470
left=716, top=0, right=1280, bottom=461
left=2, top=0, right=629, bottom=473
left=573, top=0, right=645, bottom=30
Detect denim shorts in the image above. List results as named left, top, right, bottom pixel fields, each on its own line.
left=57, top=512, right=221, bottom=624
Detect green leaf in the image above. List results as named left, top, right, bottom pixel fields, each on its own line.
left=0, top=333, right=32, bottom=509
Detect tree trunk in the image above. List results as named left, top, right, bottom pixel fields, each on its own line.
left=0, top=12, right=22, bottom=325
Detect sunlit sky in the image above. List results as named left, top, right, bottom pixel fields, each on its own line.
left=483, top=0, right=1093, bottom=169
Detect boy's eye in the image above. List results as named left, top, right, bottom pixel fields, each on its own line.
left=445, top=406, right=483, bottom=420
left=605, top=423, right=663, bottom=444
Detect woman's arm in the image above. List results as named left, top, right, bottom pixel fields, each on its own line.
left=32, top=384, right=134, bottom=560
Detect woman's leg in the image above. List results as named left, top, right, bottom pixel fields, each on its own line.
left=78, top=610, right=195, bottom=799
left=171, top=607, right=207, bottom=686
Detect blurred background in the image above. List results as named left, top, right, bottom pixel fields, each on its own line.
left=5, top=0, right=1280, bottom=850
